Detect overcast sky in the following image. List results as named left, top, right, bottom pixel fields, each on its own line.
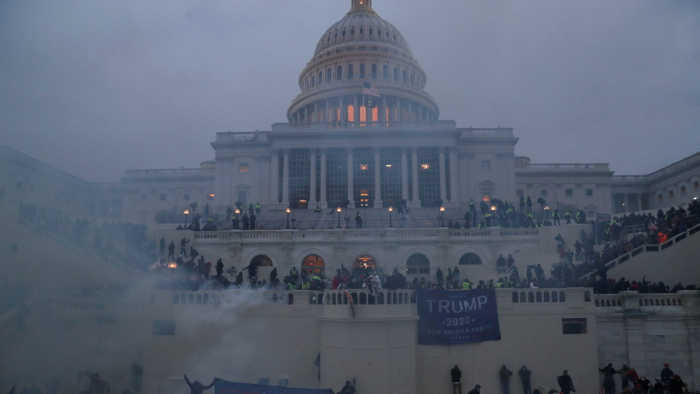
left=1, top=0, right=699, bottom=182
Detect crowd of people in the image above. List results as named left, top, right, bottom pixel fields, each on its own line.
left=19, top=203, right=155, bottom=271
left=599, top=362, right=687, bottom=394
left=449, top=365, right=576, bottom=394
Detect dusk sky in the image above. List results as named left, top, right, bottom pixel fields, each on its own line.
left=1, top=0, right=699, bottom=182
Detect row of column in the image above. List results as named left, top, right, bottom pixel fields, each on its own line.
left=273, top=147, right=459, bottom=208
left=614, top=192, right=645, bottom=213
left=291, top=96, right=434, bottom=124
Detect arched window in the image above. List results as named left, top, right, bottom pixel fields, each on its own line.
left=360, top=27, right=364, bottom=35
left=348, top=64, right=354, bottom=79
left=393, top=67, right=398, bottom=81
left=371, top=64, right=377, bottom=79
left=360, top=64, right=365, bottom=78
left=458, top=253, right=482, bottom=265
left=347, top=105, right=355, bottom=122
left=378, top=29, right=382, bottom=36
left=319, top=71, right=323, bottom=85
left=351, top=28, right=355, bottom=36
left=369, top=28, right=373, bottom=35
left=336, top=66, right=343, bottom=80
left=512, top=292, right=518, bottom=303
left=250, top=255, right=273, bottom=267
left=410, top=73, right=414, bottom=85
left=382, top=65, right=388, bottom=79
left=327, top=68, right=332, bottom=83
left=402, top=70, right=407, bottom=83
left=406, top=253, right=430, bottom=274
left=354, top=255, right=376, bottom=273
left=311, top=75, right=315, bottom=87
left=342, top=30, right=346, bottom=37
left=302, top=254, right=326, bottom=275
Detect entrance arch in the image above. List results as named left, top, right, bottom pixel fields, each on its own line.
left=302, top=254, right=326, bottom=275
left=406, top=253, right=430, bottom=274
left=250, top=255, right=273, bottom=267
left=354, top=255, right=376, bottom=274
left=458, top=253, right=482, bottom=265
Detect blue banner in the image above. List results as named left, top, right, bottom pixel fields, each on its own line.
left=214, top=378, right=334, bottom=394
left=416, top=289, right=501, bottom=345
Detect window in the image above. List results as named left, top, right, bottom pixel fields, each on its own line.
left=482, top=188, right=492, bottom=198
left=350, top=28, right=355, bottom=36
left=239, top=164, right=249, bottom=173
left=383, top=65, right=388, bottom=79
left=183, top=194, right=190, bottom=201
left=140, top=194, right=147, bottom=202
left=402, top=70, right=407, bottom=83
left=585, top=189, right=593, bottom=196
left=669, top=190, right=674, bottom=199
left=681, top=186, right=687, bottom=195
left=378, top=29, right=382, bottom=36
left=159, top=193, right=167, bottom=201
left=406, top=253, right=430, bottom=274
left=327, top=68, right=331, bottom=83
left=371, top=64, right=377, bottom=79
left=369, top=28, right=373, bottom=35
left=393, top=67, right=398, bottom=81
left=311, top=75, right=315, bottom=87
left=342, top=30, right=346, bottom=37
left=562, top=318, right=587, bottom=334
left=153, top=320, right=176, bottom=335
left=348, top=64, right=354, bottom=79
left=694, top=181, right=699, bottom=190
left=459, top=253, right=482, bottom=265
left=359, top=27, right=364, bottom=35
left=658, top=194, right=663, bottom=202
left=566, top=189, right=573, bottom=197
left=481, top=160, right=491, bottom=170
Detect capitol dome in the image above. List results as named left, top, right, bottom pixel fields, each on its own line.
left=287, top=0, right=439, bottom=125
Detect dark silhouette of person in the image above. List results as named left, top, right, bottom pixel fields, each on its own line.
left=339, top=381, right=356, bottom=394
left=184, top=375, right=214, bottom=394
left=242, top=213, right=250, bottom=230
left=250, top=213, right=256, bottom=230
left=168, top=241, right=175, bottom=260
left=159, top=238, right=165, bottom=256
left=180, top=238, right=189, bottom=257
left=216, top=259, right=224, bottom=278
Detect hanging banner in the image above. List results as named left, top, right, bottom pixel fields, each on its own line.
left=214, top=378, right=334, bottom=394
left=416, top=289, right=501, bottom=345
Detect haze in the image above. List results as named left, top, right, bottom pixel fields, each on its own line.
left=1, top=0, right=698, bottom=182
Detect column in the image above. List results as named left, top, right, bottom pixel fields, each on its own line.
left=271, top=152, right=279, bottom=203
left=411, top=148, right=421, bottom=207
left=314, top=103, right=318, bottom=123
left=325, top=99, right=330, bottom=123
left=282, top=149, right=290, bottom=206
left=401, top=147, right=409, bottom=202
left=381, top=97, right=387, bottom=123
left=347, top=148, right=355, bottom=207
left=398, top=100, right=403, bottom=121
left=439, top=147, right=447, bottom=203
left=354, top=96, right=359, bottom=123
left=309, top=149, right=317, bottom=204
left=320, top=149, right=327, bottom=209
left=340, top=97, right=346, bottom=123
left=374, top=148, right=382, bottom=208
left=623, top=193, right=629, bottom=213
left=449, top=147, right=459, bottom=202
left=637, top=194, right=642, bottom=212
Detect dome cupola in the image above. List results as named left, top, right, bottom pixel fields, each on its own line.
left=287, top=0, right=439, bottom=126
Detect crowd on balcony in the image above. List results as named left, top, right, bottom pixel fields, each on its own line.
left=19, top=204, right=155, bottom=271
left=599, top=362, right=687, bottom=394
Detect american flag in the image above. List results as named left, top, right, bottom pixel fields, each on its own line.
left=648, top=221, right=658, bottom=231
left=362, top=82, right=380, bottom=97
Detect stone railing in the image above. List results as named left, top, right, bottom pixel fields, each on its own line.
left=193, top=227, right=539, bottom=241
left=518, top=163, right=609, bottom=171
left=579, top=223, right=700, bottom=281
left=594, top=291, right=699, bottom=312
left=271, top=120, right=456, bottom=131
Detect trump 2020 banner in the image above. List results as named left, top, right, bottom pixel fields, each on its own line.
left=416, top=289, right=501, bottom=345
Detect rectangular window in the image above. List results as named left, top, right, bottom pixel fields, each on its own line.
left=153, top=320, right=176, bottom=336
left=694, top=181, right=699, bottom=190
left=566, top=189, right=573, bottom=197
left=239, top=164, right=248, bottom=173
left=140, top=194, right=147, bottom=202
left=481, top=160, right=491, bottom=170
left=681, top=186, right=687, bottom=195
left=585, top=189, right=593, bottom=196
left=669, top=190, right=674, bottom=199
left=658, top=194, right=663, bottom=202
left=562, top=318, right=587, bottom=334
left=159, top=193, right=167, bottom=201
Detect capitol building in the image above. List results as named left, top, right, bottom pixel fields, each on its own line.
left=1, top=1, right=700, bottom=394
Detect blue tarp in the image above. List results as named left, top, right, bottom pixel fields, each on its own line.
left=214, top=378, right=335, bottom=394
left=416, top=289, right=501, bottom=345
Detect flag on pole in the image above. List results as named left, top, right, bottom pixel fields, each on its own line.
left=344, top=290, right=356, bottom=318
left=362, top=82, right=380, bottom=108
left=648, top=221, right=658, bottom=231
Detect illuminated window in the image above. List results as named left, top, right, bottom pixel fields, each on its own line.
left=347, top=105, right=355, bottom=122
left=360, top=164, right=369, bottom=170
left=372, top=106, right=378, bottom=122
left=562, top=318, right=587, bottom=334
left=420, top=163, right=430, bottom=170
left=207, top=193, right=215, bottom=200
left=385, top=164, right=393, bottom=168
left=239, top=164, right=248, bottom=173
left=360, top=106, right=367, bottom=123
